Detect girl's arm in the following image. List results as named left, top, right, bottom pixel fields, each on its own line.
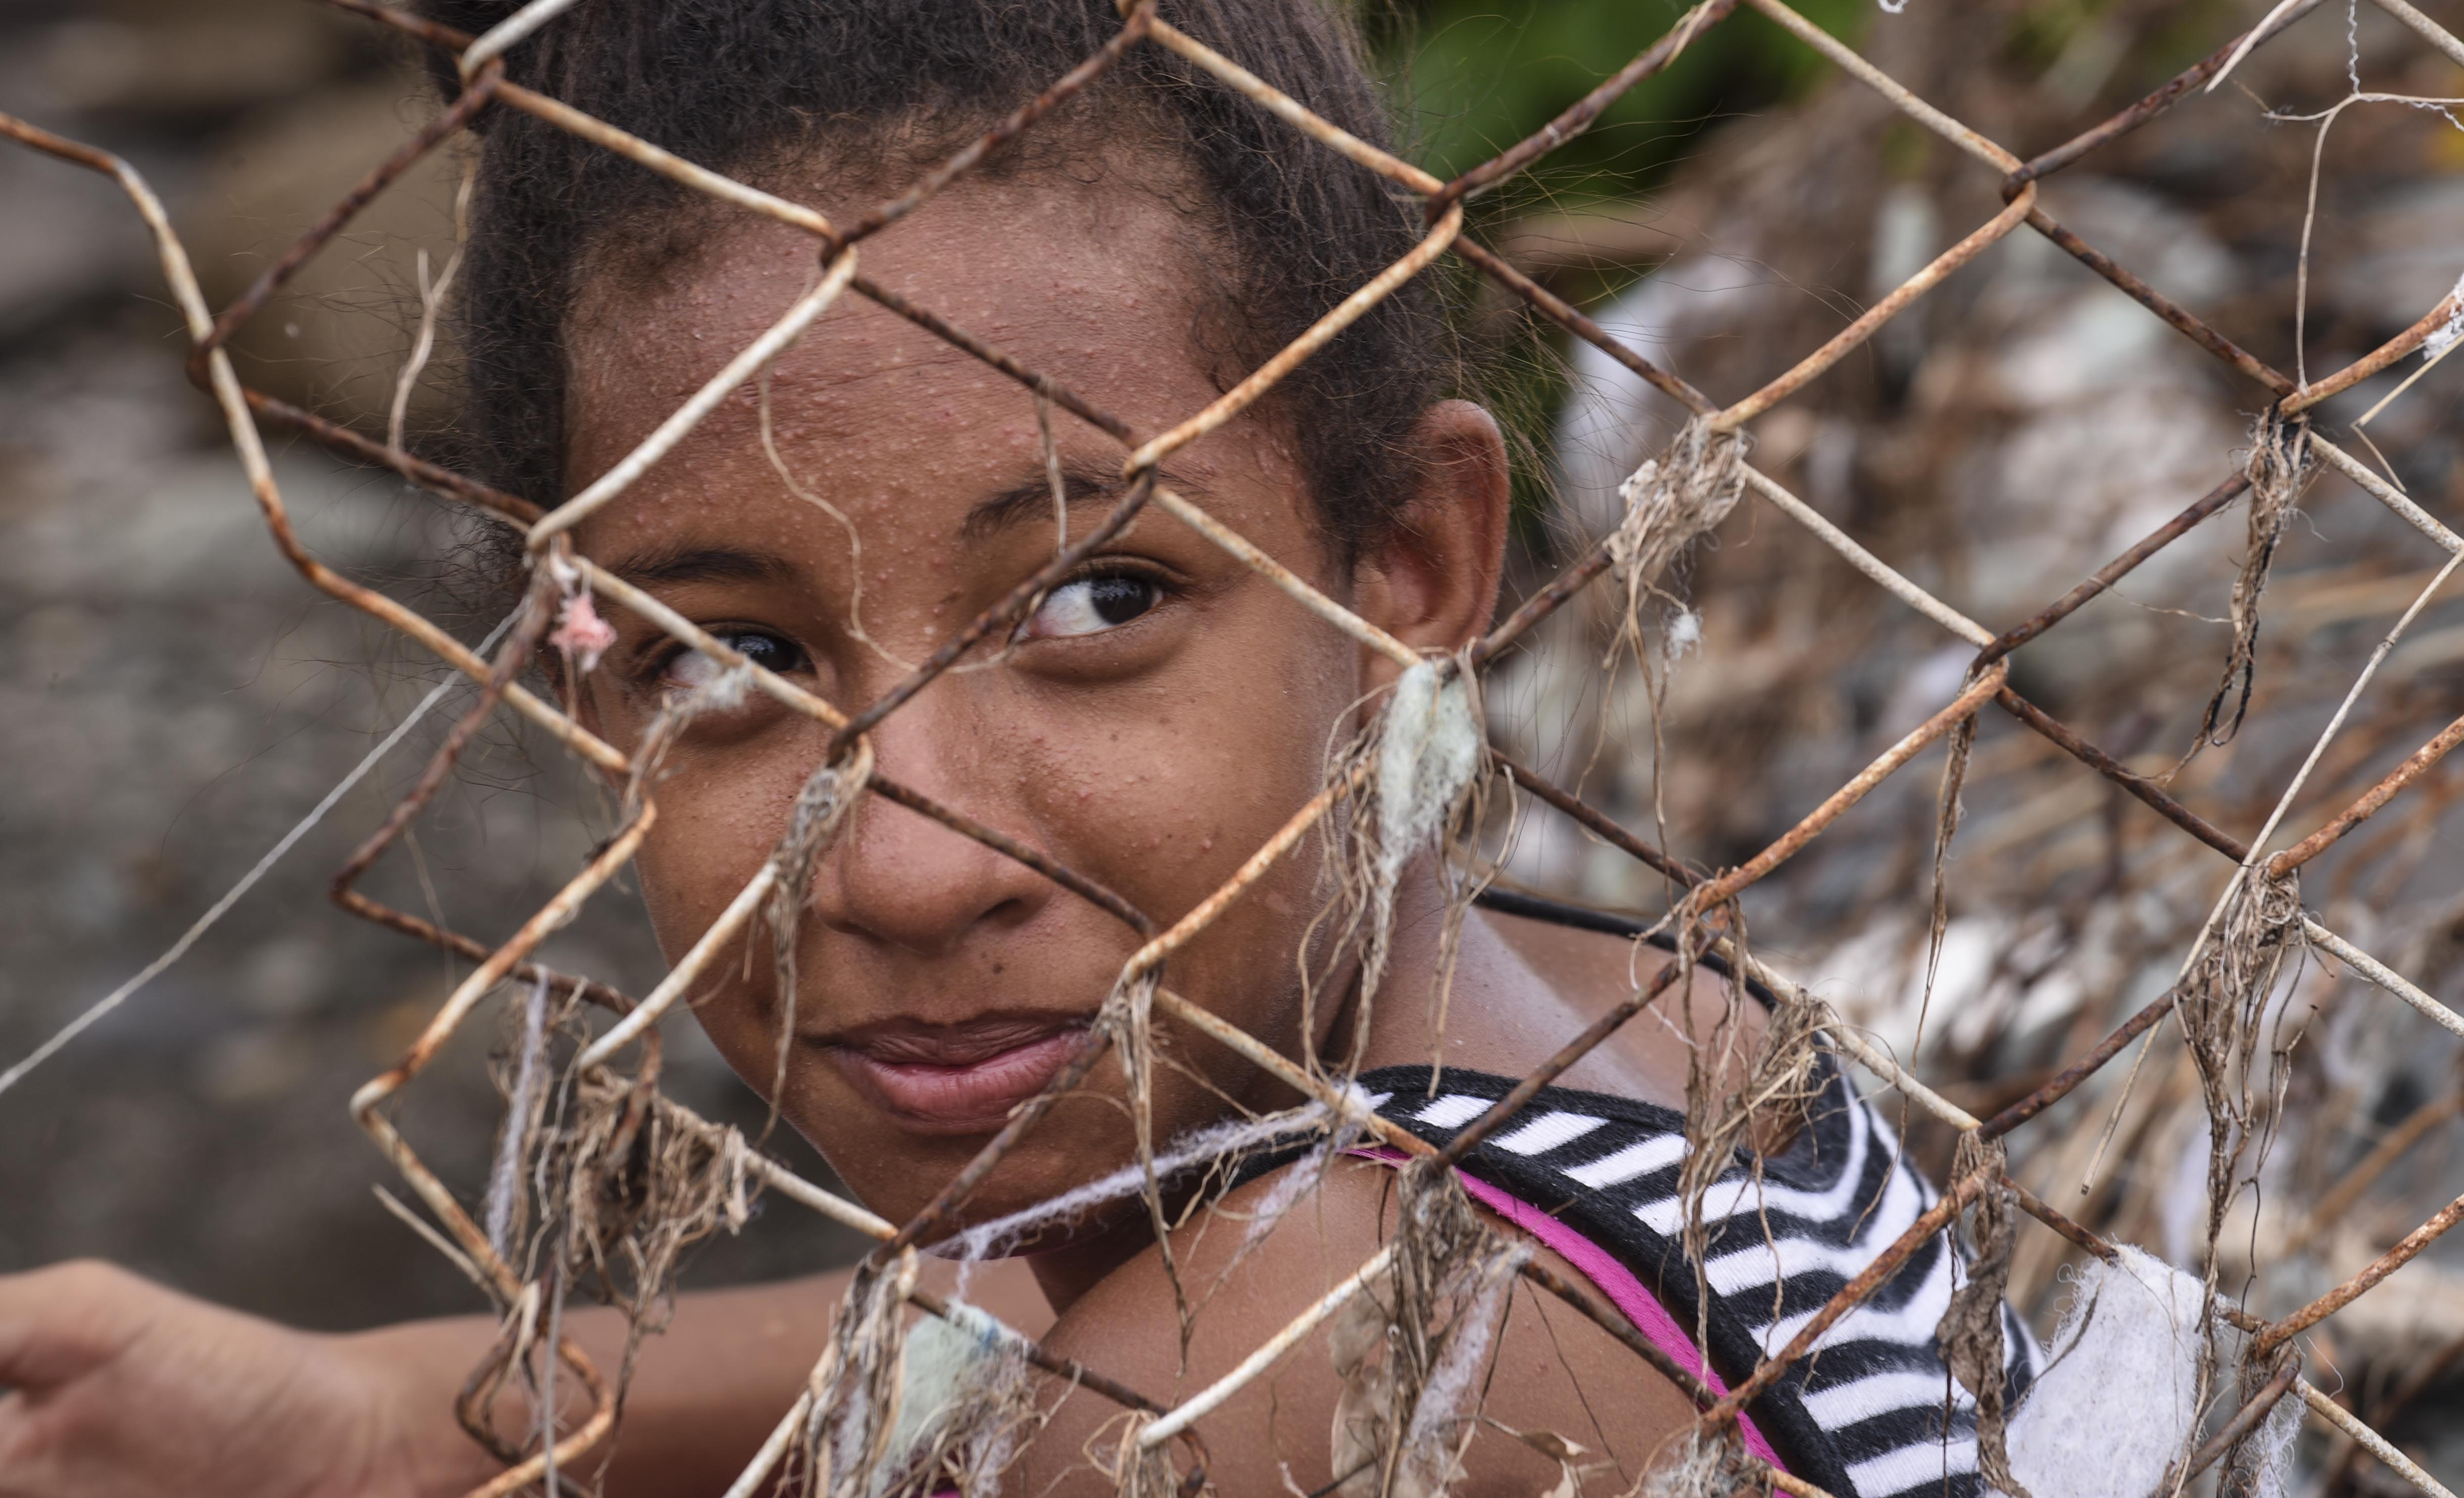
left=0, top=1255, right=1051, bottom=1498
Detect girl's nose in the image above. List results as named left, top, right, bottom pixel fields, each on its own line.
left=804, top=692, right=1054, bottom=957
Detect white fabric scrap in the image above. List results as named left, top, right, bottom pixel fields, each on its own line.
left=1377, top=659, right=1479, bottom=884
left=2426, top=268, right=2464, bottom=360
left=878, top=1299, right=1009, bottom=1495
left=1997, top=1244, right=2300, bottom=1498
left=2003, top=1247, right=2204, bottom=1498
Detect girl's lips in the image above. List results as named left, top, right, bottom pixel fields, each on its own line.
left=823, top=1022, right=1089, bottom=1136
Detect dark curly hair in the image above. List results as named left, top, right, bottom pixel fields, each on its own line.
left=417, top=0, right=1455, bottom=564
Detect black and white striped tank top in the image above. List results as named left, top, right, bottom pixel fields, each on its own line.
left=1348, top=1054, right=2037, bottom=1498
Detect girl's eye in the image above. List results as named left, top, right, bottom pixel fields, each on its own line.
left=1024, top=574, right=1161, bottom=640
left=663, top=630, right=806, bottom=689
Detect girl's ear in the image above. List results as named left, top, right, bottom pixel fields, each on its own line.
left=1349, top=399, right=1511, bottom=690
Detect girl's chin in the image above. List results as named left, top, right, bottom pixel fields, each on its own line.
left=823, top=1027, right=1087, bottom=1137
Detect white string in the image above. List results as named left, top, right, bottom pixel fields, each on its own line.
left=485, top=970, right=554, bottom=1258
left=0, top=609, right=522, bottom=1100
left=936, top=1101, right=1341, bottom=1261
left=459, top=0, right=587, bottom=76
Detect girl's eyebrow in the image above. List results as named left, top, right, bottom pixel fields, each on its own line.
left=605, top=542, right=800, bottom=589
left=603, top=464, right=1217, bottom=581
left=960, top=461, right=1207, bottom=543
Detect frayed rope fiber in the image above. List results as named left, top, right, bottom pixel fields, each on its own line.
left=1940, top=1134, right=2028, bottom=1498
left=2198, top=412, right=2311, bottom=748
left=542, top=1066, right=759, bottom=1321
left=803, top=1249, right=921, bottom=1498
left=1607, top=421, right=1746, bottom=666
left=1328, top=1161, right=1529, bottom=1498
left=1098, top=1414, right=1185, bottom=1498
left=1637, top=1429, right=1766, bottom=1498
left=1375, top=660, right=1481, bottom=896
left=2178, top=869, right=2305, bottom=1272
left=1327, top=657, right=1484, bottom=1036
left=763, top=743, right=877, bottom=1131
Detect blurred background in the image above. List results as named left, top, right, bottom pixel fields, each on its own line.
left=4, top=0, right=2462, bottom=1485
left=0, top=0, right=875, bottom=1333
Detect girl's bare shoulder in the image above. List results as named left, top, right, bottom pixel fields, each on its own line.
left=1476, top=905, right=1770, bottom=1111
left=1019, top=1152, right=1696, bottom=1497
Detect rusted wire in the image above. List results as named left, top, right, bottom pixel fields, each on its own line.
left=16, top=0, right=2464, bottom=1488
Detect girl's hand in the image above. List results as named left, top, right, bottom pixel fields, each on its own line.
left=0, top=1259, right=492, bottom=1498
left=0, top=1257, right=1052, bottom=1498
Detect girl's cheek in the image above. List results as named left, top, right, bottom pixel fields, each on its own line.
left=579, top=676, right=669, bottom=762
left=629, top=751, right=793, bottom=964
left=630, top=838, right=704, bottom=968
left=1055, top=711, right=1321, bottom=902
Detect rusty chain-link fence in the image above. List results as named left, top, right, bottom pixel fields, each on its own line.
left=9, top=0, right=2464, bottom=1492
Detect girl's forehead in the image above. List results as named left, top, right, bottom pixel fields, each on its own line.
left=569, top=170, right=1221, bottom=452
left=563, top=172, right=1293, bottom=532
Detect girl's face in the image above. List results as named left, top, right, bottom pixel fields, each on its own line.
left=564, top=164, right=1502, bottom=1235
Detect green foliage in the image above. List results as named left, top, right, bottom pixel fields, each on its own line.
left=1373, top=0, right=1869, bottom=199
left=1355, top=0, right=1865, bottom=538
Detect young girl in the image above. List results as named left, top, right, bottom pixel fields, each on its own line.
left=0, top=2, right=2030, bottom=1494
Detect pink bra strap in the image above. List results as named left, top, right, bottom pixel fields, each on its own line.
left=1350, top=1146, right=1789, bottom=1470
